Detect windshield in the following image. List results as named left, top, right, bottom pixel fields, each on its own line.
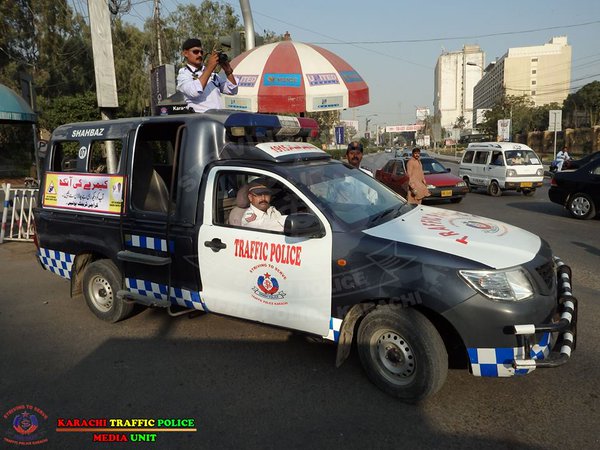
left=420, top=158, right=447, bottom=174
left=286, top=161, right=411, bottom=229
left=505, top=150, right=540, bottom=166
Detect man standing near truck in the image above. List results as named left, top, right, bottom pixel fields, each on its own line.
left=176, top=38, right=238, bottom=113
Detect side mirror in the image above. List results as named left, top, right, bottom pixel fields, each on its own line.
left=37, top=140, right=48, bottom=158
left=284, top=213, right=324, bottom=238
left=445, top=167, right=451, bottom=173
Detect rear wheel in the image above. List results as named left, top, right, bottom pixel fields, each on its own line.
left=462, top=177, right=472, bottom=192
left=82, top=259, right=133, bottom=323
left=568, top=193, right=596, bottom=219
left=357, top=306, right=448, bottom=402
left=488, top=180, right=501, bottom=197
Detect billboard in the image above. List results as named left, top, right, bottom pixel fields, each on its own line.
left=385, top=124, right=424, bottom=133
left=497, top=119, right=511, bottom=141
left=548, top=110, right=562, bottom=132
left=416, top=107, right=430, bottom=121
left=339, top=119, right=359, bottom=131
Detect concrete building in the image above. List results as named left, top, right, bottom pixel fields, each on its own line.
left=472, top=36, right=571, bottom=125
left=434, top=45, right=485, bottom=131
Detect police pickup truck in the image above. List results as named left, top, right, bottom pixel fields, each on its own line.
left=33, top=111, right=577, bottom=402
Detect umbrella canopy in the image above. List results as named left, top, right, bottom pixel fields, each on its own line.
left=0, top=84, right=36, bottom=123
left=226, top=41, right=369, bottom=113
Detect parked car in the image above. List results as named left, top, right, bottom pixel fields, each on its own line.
left=375, top=157, right=468, bottom=203
left=384, top=148, right=393, bottom=153
left=563, top=151, right=600, bottom=171
left=548, top=158, right=600, bottom=219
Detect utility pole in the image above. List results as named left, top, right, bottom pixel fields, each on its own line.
left=154, top=0, right=163, bottom=65
left=239, top=0, right=256, bottom=50
left=88, top=0, right=118, bottom=172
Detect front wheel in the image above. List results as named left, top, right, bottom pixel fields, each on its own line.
left=357, top=306, right=448, bottom=402
left=488, top=180, right=502, bottom=197
left=82, top=259, right=133, bottom=323
left=568, top=193, right=596, bottom=219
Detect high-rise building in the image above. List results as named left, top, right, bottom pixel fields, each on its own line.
left=434, top=45, right=485, bottom=131
left=472, top=36, right=571, bottom=125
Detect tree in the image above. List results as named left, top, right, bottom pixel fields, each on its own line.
left=564, top=81, right=600, bottom=127
left=111, top=18, right=152, bottom=117
left=306, top=110, right=341, bottom=146
left=161, top=1, right=240, bottom=67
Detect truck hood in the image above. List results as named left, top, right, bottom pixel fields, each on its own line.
left=363, top=205, right=541, bottom=269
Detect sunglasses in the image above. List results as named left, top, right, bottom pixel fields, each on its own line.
left=190, top=49, right=203, bottom=55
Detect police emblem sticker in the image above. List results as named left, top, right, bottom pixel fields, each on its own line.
left=3, top=404, right=49, bottom=446
left=249, top=263, right=288, bottom=305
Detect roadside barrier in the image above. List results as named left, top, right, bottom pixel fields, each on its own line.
left=1, top=183, right=38, bottom=243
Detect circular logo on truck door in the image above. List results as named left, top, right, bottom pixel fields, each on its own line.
left=257, top=273, right=279, bottom=295
left=249, top=264, right=288, bottom=305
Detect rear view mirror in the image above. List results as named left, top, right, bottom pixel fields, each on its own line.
left=284, top=213, right=324, bottom=238
left=37, top=139, right=48, bottom=158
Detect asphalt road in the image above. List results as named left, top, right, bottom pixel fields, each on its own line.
left=1, top=155, right=599, bottom=449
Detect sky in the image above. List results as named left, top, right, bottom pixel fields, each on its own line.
left=85, top=0, right=600, bottom=131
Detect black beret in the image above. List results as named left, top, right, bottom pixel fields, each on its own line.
left=346, top=142, right=363, bottom=153
left=182, top=38, right=202, bottom=51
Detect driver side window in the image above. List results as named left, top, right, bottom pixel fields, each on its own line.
left=214, top=171, right=312, bottom=233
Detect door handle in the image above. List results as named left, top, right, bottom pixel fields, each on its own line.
left=204, top=238, right=227, bottom=252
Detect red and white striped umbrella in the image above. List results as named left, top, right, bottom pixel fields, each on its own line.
left=225, top=40, right=369, bottom=113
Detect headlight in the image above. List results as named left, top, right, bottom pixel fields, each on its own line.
left=459, top=268, right=534, bottom=301
left=506, top=169, right=517, bottom=177
left=456, top=181, right=466, bottom=187
left=426, top=184, right=436, bottom=189
left=537, top=168, right=544, bottom=176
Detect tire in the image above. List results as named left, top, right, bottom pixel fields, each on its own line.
left=488, top=180, right=501, bottom=197
left=450, top=197, right=463, bottom=204
left=462, top=177, right=472, bottom=192
left=522, top=188, right=536, bottom=197
left=568, top=193, right=596, bottom=220
left=357, top=306, right=448, bottom=402
left=82, top=259, right=133, bottom=323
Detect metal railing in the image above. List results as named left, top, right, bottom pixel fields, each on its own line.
left=1, top=183, right=38, bottom=243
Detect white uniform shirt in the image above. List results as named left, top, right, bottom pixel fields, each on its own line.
left=241, top=204, right=286, bottom=232
left=176, top=64, right=238, bottom=113
left=556, top=150, right=569, bottom=161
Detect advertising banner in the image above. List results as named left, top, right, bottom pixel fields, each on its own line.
left=497, top=119, right=511, bottom=141
left=42, top=172, right=125, bottom=214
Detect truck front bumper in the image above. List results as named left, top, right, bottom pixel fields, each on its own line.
left=510, top=257, right=577, bottom=371
left=467, top=256, right=577, bottom=377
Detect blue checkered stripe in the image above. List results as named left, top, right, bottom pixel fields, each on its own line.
left=468, top=332, right=552, bottom=377
left=124, top=234, right=174, bottom=253
left=125, top=278, right=205, bottom=311
left=324, top=317, right=342, bottom=342
left=38, top=248, right=74, bottom=280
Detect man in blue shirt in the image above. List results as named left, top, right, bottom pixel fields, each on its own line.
left=176, top=38, right=238, bottom=113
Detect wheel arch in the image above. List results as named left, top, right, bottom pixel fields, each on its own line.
left=334, top=300, right=467, bottom=369
left=70, top=250, right=116, bottom=298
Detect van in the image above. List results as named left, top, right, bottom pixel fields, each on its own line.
left=33, top=112, right=576, bottom=402
left=459, top=142, right=545, bottom=196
